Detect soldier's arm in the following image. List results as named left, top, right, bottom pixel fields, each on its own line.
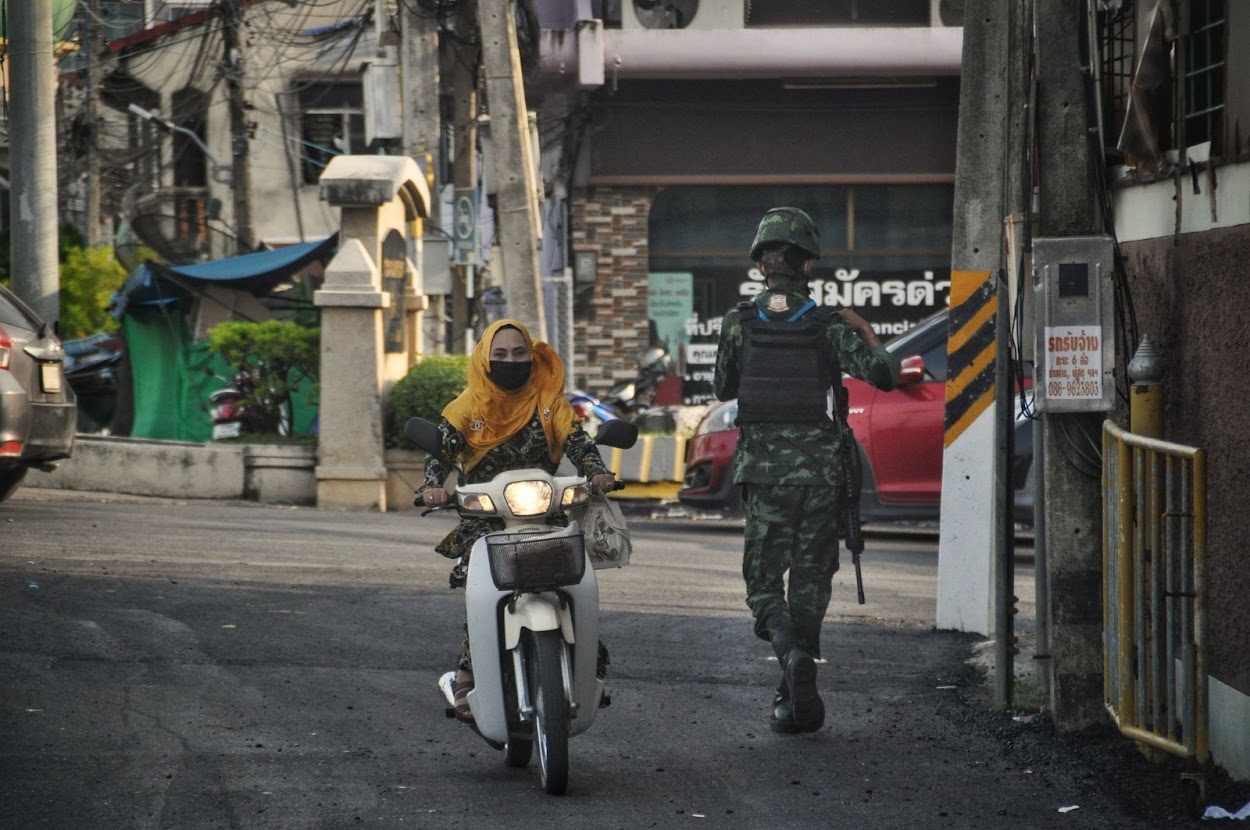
left=713, top=310, right=742, bottom=402
left=832, top=317, right=901, bottom=391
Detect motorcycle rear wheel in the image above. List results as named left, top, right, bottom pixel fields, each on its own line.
left=529, top=630, right=570, bottom=794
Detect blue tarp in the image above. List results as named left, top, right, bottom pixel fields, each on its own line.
left=110, top=234, right=338, bottom=318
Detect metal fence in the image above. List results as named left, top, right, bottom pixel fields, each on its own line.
left=1102, top=420, right=1207, bottom=763
left=543, top=269, right=575, bottom=384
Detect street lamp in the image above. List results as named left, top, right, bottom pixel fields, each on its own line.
left=127, top=103, right=233, bottom=185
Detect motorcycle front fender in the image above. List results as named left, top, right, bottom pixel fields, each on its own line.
left=502, top=593, right=573, bottom=651
left=464, top=542, right=603, bottom=741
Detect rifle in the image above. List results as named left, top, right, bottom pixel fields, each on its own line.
left=834, top=384, right=866, bottom=604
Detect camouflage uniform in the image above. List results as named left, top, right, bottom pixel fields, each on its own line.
left=714, top=286, right=900, bottom=658
left=420, top=411, right=609, bottom=672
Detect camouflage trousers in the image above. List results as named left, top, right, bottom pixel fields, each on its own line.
left=742, top=482, right=844, bottom=659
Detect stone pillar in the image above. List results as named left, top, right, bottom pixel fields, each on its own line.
left=569, top=186, right=658, bottom=395
left=315, top=156, right=430, bottom=510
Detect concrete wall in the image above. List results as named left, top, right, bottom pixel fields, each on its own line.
left=1113, top=159, right=1250, bottom=780
left=24, top=435, right=686, bottom=509
left=27, top=437, right=247, bottom=499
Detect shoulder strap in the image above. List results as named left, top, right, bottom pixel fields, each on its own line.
left=738, top=298, right=818, bottom=323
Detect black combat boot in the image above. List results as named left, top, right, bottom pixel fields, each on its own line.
left=770, top=676, right=800, bottom=734
left=769, top=626, right=823, bottom=733
left=781, top=647, right=824, bottom=733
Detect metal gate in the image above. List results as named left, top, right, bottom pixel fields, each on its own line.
left=1102, top=420, right=1207, bottom=763
left=543, top=269, right=575, bottom=384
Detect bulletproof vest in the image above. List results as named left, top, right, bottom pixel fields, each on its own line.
left=736, top=299, right=838, bottom=424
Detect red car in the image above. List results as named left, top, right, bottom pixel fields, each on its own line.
left=678, top=310, right=1034, bottom=522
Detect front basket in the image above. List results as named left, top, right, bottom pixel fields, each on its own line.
left=486, top=530, right=586, bottom=591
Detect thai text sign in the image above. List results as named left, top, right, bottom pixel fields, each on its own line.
left=1044, top=325, right=1103, bottom=400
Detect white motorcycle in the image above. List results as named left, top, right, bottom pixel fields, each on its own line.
left=405, top=416, right=637, bottom=795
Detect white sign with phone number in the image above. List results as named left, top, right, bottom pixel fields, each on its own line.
left=1044, top=325, right=1103, bottom=400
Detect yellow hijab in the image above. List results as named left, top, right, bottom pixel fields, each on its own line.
left=442, top=319, right=578, bottom=474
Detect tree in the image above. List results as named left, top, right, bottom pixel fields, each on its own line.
left=205, top=320, right=320, bottom=436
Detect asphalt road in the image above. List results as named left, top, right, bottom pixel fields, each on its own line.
left=0, top=490, right=1216, bottom=829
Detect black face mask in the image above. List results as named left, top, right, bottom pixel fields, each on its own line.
left=489, top=360, right=533, bottom=391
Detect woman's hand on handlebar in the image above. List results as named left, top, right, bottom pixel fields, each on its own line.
left=418, top=487, right=449, bottom=507
left=590, top=473, right=617, bottom=494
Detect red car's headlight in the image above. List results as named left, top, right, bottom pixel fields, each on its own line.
left=695, top=400, right=738, bottom=436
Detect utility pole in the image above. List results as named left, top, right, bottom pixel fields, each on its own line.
left=476, top=0, right=546, bottom=340
left=221, top=0, right=254, bottom=252
left=1035, top=0, right=1104, bottom=730
left=936, top=0, right=1009, bottom=645
left=401, top=0, right=443, bottom=352
left=448, top=7, right=478, bottom=354
left=83, top=0, right=102, bottom=247
left=8, top=0, right=60, bottom=324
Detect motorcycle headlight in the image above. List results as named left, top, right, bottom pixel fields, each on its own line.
left=561, top=483, right=591, bottom=507
left=458, top=493, right=496, bottom=514
left=503, top=480, right=553, bottom=517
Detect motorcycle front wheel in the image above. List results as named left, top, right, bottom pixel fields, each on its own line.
left=504, top=736, right=532, bottom=768
left=528, top=630, right=570, bottom=794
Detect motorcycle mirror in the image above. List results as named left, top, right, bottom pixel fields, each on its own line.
left=594, top=419, right=638, bottom=450
left=404, top=417, right=450, bottom=461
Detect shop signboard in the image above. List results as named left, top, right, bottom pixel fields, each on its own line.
left=677, top=266, right=952, bottom=403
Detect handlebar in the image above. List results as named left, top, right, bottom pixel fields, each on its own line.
left=413, top=477, right=625, bottom=513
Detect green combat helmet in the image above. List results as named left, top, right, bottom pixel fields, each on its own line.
left=749, top=207, right=822, bottom=261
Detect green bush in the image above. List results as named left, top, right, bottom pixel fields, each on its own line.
left=387, top=354, right=469, bottom=448
left=0, top=229, right=129, bottom=338
left=205, top=320, right=320, bottom=436
left=58, top=245, right=128, bottom=338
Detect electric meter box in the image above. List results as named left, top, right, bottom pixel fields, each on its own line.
left=1033, top=236, right=1116, bottom=413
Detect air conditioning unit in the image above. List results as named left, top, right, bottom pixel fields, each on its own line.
left=931, top=0, right=964, bottom=27
left=618, top=0, right=741, bottom=32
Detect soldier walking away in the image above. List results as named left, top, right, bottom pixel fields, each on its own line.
left=713, top=207, right=901, bottom=734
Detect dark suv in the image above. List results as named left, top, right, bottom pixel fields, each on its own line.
left=0, top=285, right=77, bottom=502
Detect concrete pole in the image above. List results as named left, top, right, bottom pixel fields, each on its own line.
left=477, top=0, right=546, bottom=340
left=8, top=0, right=60, bottom=323
left=402, top=0, right=443, bottom=354
left=84, top=0, right=102, bottom=247
left=222, top=0, right=254, bottom=252
left=449, top=37, right=478, bottom=354
left=1035, top=0, right=1104, bottom=730
left=935, top=0, right=1008, bottom=642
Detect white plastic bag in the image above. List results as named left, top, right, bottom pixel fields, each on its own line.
left=582, top=491, right=632, bottom=569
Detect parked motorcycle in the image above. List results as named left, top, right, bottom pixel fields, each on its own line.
left=565, top=387, right=624, bottom=434
left=207, top=368, right=290, bottom=439
left=566, top=347, right=676, bottom=433
left=405, top=415, right=638, bottom=795
left=600, top=346, right=673, bottom=419
left=63, top=332, right=125, bottom=434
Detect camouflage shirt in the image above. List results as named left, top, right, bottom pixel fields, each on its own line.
left=713, top=286, right=901, bottom=486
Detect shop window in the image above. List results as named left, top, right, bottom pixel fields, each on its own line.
left=851, top=186, right=953, bottom=267
left=1116, top=0, right=1230, bottom=171
left=1098, top=1, right=1136, bottom=158
left=1182, top=0, right=1225, bottom=153
left=744, top=0, right=929, bottom=26
left=298, top=82, right=366, bottom=184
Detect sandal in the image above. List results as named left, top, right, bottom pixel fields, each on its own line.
left=451, top=673, right=475, bottom=723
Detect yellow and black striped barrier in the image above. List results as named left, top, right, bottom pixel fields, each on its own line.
left=607, top=434, right=686, bottom=499
left=944, top=269, right=998, bottom=448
